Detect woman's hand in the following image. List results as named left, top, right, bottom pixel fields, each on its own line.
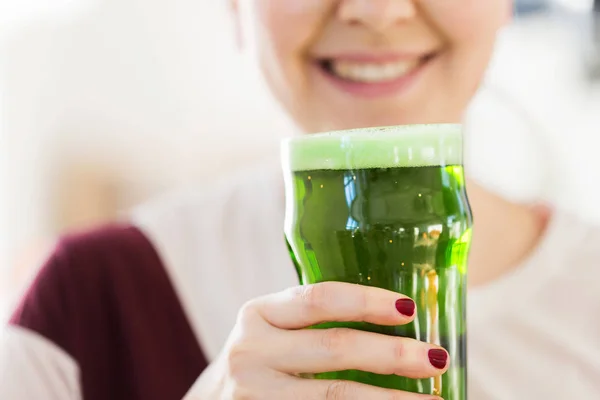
left=184, top=282, right=447, bottom=399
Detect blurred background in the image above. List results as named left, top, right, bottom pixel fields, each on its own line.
left=1, top=0, right=600, bottom=321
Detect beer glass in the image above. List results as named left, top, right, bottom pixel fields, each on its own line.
left=282, top=124, right=472, bottom=399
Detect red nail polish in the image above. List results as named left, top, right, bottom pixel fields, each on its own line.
left=395, top=298, right=415, bottom=317
left=428, top=349, right=448, bottom=369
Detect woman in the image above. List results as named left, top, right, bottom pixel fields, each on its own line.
left=2, top=1, right=600, bottom=399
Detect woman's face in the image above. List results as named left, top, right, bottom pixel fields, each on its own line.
left=237, top=0, right=510, bottom=132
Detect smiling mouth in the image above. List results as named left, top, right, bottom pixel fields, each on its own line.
left=317, top=53, right=437, bottom=84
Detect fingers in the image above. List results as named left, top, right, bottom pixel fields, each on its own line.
left=254, top=282, right=416, bottom=330
left=269, top=328, right=449, bottom=379
left=297, top=378, right=443, bottom=400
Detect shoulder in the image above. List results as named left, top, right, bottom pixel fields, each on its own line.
left=128, top=161, right=295, bottom=361
left=7, top=224, right=208, bottom=400
left=569, top=215, right=600, bottom=257
left=554, top=212, right=600, bottom=297
left=9, top=224, right=166, bottom=355
left=547, top=211, right=600, bottom=266
left=130, top=160, right=284, bottom=268
left=133, top=160, right=282, bottom=222
left=530, top=210, right=600, bottom=317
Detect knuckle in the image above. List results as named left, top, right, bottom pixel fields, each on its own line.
left=237, top=300, right=262, bottom=326
left=233, top=388, right=257, bottom=400
left=225, top=342, right=254, bottom=377
left=357, top=286, right=369, bottom=312
left=392, top=339, right=405, bottom=363
left=319, top=328, right=350, bottom=354
left=376, top=338, right=406, bottom=376
left=298, top=283, right=333, bottom=312
left=325, top=380, right=353, bottom=400
left=226, top=384, right=257, bottom=400
left=386, top=393, right=408, bottom=400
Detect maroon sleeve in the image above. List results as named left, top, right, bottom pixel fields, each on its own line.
left=9, top=225, right=208, bottom=400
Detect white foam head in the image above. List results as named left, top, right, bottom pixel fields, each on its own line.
left=282, top=124, right=463, bottom=171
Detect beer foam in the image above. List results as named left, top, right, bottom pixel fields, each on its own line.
left=283, top=124, right=463, bottom=171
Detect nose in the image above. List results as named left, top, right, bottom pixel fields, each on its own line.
left=337, top=0, right=417, bottom=32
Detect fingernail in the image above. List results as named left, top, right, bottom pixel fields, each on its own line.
left=395, top=298, right=415, bottom=317
left=428, top=349, right=448, bottom=369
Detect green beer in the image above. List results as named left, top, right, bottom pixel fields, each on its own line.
left=282, top=125, right=472, bottom=399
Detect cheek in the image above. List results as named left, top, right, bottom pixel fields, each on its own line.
left=253, top=0, right=332, bottom=60
left=422, top=0, right=508, bottom=94
left=421, top=0, right=508, bottom=43
left=251, top=0, right=334, bottom=115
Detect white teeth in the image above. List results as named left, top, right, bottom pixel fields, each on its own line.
left=330, top=60, right=420, bottom=83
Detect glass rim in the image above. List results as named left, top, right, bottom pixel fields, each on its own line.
left=285, top=123, right=462, bottom=143
left=282, top=124, right=464, bottom=171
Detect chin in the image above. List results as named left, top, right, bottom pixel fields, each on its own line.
left=310, top=108, right=455, bottom=133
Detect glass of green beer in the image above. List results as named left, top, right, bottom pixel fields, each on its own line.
left=282, top=124, right=472, bottom=399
